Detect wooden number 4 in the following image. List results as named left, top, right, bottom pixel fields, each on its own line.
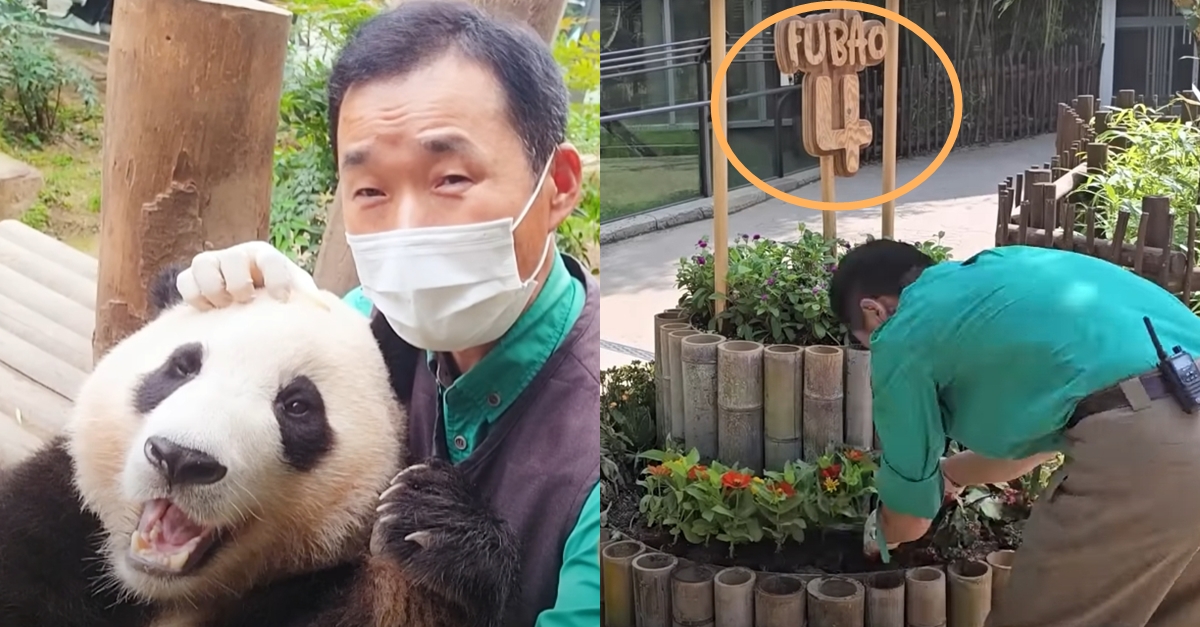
left=813, top=73, right=872, bottom=176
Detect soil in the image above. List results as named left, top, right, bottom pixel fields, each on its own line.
left=606, top=486, right=1022, bottom=575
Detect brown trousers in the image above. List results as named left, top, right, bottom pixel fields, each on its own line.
left=986, top=384, right=1200, bottom=627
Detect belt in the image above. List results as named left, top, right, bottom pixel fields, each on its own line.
left=1067, top=368, right=1171, bottom=429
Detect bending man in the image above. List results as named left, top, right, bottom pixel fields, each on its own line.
left=829, top=240, right=1200, bottom=627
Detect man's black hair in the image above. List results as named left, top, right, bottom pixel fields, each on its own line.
left=326, top=1, right=568, bottom=173
left=828, top=238, right=935, bottom=330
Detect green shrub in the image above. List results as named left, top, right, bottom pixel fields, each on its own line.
left=675, top=225, right=953, bottom=346
left=601, top=361, right=657, bottom=506
left=553, top=24, right=600, bottom=273
left=0, top=0, right=97, bottom=140
left=1079, top=99, right=1200, bottom=246
left=270, top=0, right=377, bottom=270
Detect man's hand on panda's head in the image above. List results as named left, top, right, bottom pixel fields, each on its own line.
left=176, top=241, right=319, bottom=310
left=370, top=459, right=519, bottom=620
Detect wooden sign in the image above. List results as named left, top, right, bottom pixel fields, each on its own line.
left=775, top=10, right=887, bottom=176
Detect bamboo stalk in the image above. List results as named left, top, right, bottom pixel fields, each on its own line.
left=844, top=347, right=873, bottom=450
left=681, top=334, right=725, bottom=460
left=755, top=574, right=807, bottom=627
left=807, top=577, right=865, bottom=627
left=602, top=541, right=646, bottom=627
left=948, top=560, right=991, bottom=627
left=866, top=571, right=905, bottom=627
left=633, top=552, right=677, bottom=627
left=763, top=345, right=804, bottom=470
left=714, top=567, right=756, bottom=627
left=668, top=329, right=702, bottom=444
left=905, top=567, right=946, bottom=627
left=803, top=346, right=845, bottom=461
left=671, top=565, right=716, bottom=627
left=717, top=341, right=765, bottom=473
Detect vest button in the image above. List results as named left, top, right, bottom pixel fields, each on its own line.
left=453, top=435, right=468, bottom=451
left=487, top=392, right=501, bottom=407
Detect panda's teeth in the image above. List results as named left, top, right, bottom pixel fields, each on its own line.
left=166, top=551, right=190, bottom=571
left=130, top=530, right=150, bottom=554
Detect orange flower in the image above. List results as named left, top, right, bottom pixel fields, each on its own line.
left=687, top=464, right=709, bottom=481
left=773, top=481, right=797, bottom=497
left=648, top=464, right=671, bottom=477
left=845, top=449, right=865, bottom=462
left=721, top=471, right=753, bottom=490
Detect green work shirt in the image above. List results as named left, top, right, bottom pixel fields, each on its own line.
left=871, top=245, right=1200, bottom=521
left=344, top=251, right=599, bottom=627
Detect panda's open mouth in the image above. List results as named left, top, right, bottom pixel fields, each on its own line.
left=127, top=498, right=224, bottom=576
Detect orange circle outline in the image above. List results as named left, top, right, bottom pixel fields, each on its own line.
left=710, top=1, right=962, bottom=211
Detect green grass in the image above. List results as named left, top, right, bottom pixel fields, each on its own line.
left=1, top=104, right=104, bottom=251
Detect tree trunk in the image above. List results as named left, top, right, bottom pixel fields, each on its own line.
left=312, top=0, right=568, bottom=294
left=94, top=0, right=291, bottom=361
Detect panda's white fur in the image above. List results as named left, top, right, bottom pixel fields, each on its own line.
left=65, top=286, right=404, bottom=606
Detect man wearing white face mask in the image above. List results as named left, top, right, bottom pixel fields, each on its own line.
left=173, top=3, right=599, bottom=627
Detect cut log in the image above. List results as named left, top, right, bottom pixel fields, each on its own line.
left=94, top=0, right=291, bottom=361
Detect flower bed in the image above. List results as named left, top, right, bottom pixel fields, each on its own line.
left=601, top=225, right=1063, bottom=625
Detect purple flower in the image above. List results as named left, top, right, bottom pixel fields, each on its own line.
left=697, top=240, right=707, bottom=248
left=767, top=277, right=776, bottom=286
left=752, top=234, right=761, bottom=240
left=811, top=286, right=820, bottom=295
left=695, top=256, right=706, bottom=265
left=761, top=294, right=768, bottom=301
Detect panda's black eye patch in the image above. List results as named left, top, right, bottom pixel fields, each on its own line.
left=135, top=343, right=204, bottom=415
left=273, top=375, right=333, bottom=471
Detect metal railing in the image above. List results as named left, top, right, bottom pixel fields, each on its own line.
left=600, top=36, right=1102, bottom=223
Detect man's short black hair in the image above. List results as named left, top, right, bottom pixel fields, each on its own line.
left=326, top=0, right=568, bottom=173
left=829, top=238, right=935, bottom=330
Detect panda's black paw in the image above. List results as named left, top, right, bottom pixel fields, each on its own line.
left=370, top=458, right=519, bottom=621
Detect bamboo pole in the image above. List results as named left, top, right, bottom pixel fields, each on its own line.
left=948, top=560, right=992, bottom=627
left=714, top=567, right=756, bottom=627
left=881, top=0, right=900, bottom=238
left=821, top=157, right=837, bottom=240
left=717, top=341, right=765, bottom=473
left=711, top=0, right=729, bottom=316
left=632, top=552, right=677, bottom=627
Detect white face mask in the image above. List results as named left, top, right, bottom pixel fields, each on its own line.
left=346, top=158, right=555, bottom=352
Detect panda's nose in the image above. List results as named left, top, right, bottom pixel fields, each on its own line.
left=144, top=436, right=227, bottom=487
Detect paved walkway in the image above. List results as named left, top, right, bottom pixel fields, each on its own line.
left=600, top=133, right=1054, bottom=369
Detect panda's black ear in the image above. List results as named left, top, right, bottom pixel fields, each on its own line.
left=148, top=263, right=187, bottom=318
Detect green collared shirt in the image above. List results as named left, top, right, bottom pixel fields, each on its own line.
left=344, top=251, right=599, bottom=627
left=871, top=246, right=1200, bottom=522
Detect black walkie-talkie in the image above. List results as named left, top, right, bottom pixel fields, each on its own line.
left=1144, top=316, right=1200, bottom=413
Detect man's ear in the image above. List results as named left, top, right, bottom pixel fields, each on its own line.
left=859, top=297, right=888, bottom=325
left=545, top=143, right=583, bottom=232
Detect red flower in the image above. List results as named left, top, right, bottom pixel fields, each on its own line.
left=687, top=464, right=708, bottom=481
left=774, top=481, right=797, bottom=497
left=820, top=464, right=842, bottom=479
left=721, top=471, right=753, bottom=489
left=845, top=449, right=865, bottom=462
left=648, top=464, right=671, bottom=477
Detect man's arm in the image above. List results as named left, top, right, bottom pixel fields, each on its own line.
left=941, top=450, right=1059, bottom=487
left=534, top=481, right=600, bottom=627
left=870, top=346, right=946, bottom=549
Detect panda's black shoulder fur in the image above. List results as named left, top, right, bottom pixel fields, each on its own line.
left=148, top=262, right=187, bottom=318
left=0, top=439, right=153, bottom=627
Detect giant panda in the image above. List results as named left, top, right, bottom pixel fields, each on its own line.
left=0, top=266, right=518, bottom=627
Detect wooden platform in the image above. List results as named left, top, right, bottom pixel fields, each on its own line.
left=0, top=219, right=96, bottom=467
